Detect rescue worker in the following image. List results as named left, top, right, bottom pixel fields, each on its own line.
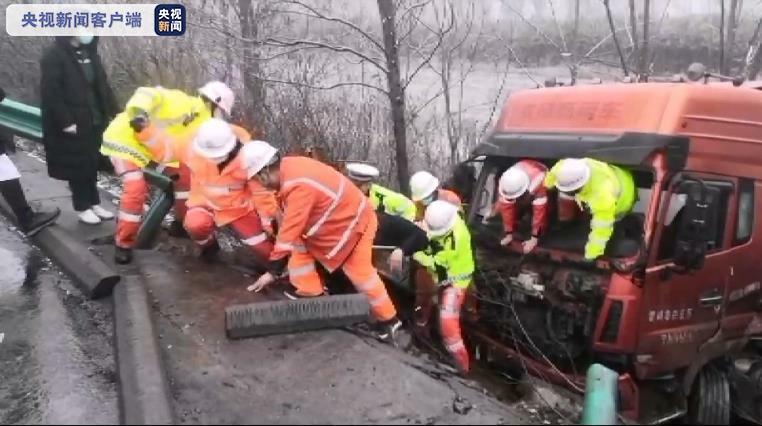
left=493, top=159, right=550, bottom=253
left=181, top=119, right=277, bottom=262
left=544, top=158, right=636, bottom=260
left=244, top=144, right=404, bottom=343
left=409, top=170, right=462, bottom=219
left=101, top=81, right=234, bottom=264
left=414, top=200, right=475, bottom=373
left=344, top=162, right=424, bottom=274
left=345, top=162, right=416, bottom=221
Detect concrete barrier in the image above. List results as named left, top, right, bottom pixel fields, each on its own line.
left=113, top=276, right=175, bottom=425
left=0, top=200, right=119, bottom=299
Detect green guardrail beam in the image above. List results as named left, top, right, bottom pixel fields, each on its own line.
left=581, top=363, right=619, bottom=425
left=0, top=98, right=43, bottom=141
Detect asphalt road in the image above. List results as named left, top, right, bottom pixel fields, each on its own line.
left=0, top=216, right=118, bottom=425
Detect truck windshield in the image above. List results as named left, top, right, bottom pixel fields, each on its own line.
left=469, top=160, right=654, bottom=260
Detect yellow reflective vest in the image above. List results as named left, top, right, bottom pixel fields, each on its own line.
left=369, top=184, right=416, bottom=222
left=545, top=158, right=636, bottom=260
left=101, top=86, right=210, bottom=168
left=413, top=216, right=475, bottom=289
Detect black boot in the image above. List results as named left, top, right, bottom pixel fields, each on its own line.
left=200, top=240, right=220, bottom=263
left=0, top=179, right=59, bottom=236
left=115, top=246, right=133, bottom=264
left=20, top=208, right=61, bottom=236
left=376, top=317, right=411, bottom=349
left=167, top=219, right=189, bottom=238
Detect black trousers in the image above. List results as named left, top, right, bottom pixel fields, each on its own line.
left=69, top=175, right=100, bottom=212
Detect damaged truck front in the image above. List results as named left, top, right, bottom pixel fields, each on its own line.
left=465, top=82, right=762, bottom=424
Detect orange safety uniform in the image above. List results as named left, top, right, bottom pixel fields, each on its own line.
left=139, top=123, right=278, bottom=258
left=496, top=159, right=550, bottom=237
left=110, top=153, right=191, bottom=250
left=415, top=188, right=462, bottom=220
left=182, top=126, right=277, bottom=258
left=270, top=156, right=397, bottom=321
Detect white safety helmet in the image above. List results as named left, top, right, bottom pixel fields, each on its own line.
left=243, top=140, right=279, bottom=179
left=410, top=171, right=440, bottom=202
left=554, top=158, right=591, bottom=193
left=345, top=163, right=380, bottom=183
left=424, top=200, right=459, bottom=238
left=198, top=81, right=235, bottom=115
left=193, top=118, right=237, bottom=160
left=498, top=167, right=530, bottom=201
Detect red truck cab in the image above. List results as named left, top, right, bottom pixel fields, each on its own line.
left=466, top=81, right=762, bottom=424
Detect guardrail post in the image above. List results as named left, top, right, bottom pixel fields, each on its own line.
left=581, top=363, right=619, bottom=425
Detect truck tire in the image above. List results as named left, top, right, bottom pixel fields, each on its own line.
left=687, top=366, right=731, bottom=425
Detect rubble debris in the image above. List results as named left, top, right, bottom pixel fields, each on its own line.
left=452, top=396, right=473, bottom=415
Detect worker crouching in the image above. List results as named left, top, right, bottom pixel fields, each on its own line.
left=182, top=119, right=277, bottom=263
left=409, top=170, right=462, bottom=219
left=345, top=162, right=416, bottom=222
left=494, top=159, right=550, bottom=253
left=414, top=200, right=475, bottom=374
left=545, top=158, right=636, bottom=260
left=245, top=146, right=404, bottom=344
left=101, top=81, right=234, bottom=264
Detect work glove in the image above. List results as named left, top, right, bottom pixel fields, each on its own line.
left=500, top=233, right=513, bottom=246
left=63, top=124, right=77, bottom=135
left=389, top=248, right=404, bottom=275
left=247, top=272, right=275, bottom=293
left=129, top=113, right=149, bottom=133
left=522, top=236, right=538, bottom=254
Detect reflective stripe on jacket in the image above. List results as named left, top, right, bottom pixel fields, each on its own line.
left=272, top=156, right=372, bottom=272
left=369, top=184, right=416, bottom=221
left=545, top=158, right=636, bottom=259
left=413, top=216, right=474, bottom=289
left=497, top=159, right=549, bottom=237
left=184, top=125, right=278, bottom=226
left=101, top=86, right=209, bottom=168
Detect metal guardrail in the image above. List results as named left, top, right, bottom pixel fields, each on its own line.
left=0, top=97, right=43, bottom=141
left=581, top=363, right=619, bottom=425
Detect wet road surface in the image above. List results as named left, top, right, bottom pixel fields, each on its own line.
left=0, top=217, right=118, bottom=425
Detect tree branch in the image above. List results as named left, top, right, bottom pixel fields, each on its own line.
left=547, top=0, right=569, bottom=53
left=190, top=19, right=389, bottom=73
left=264, top=38, right=389, bottom=74
left=275, top=0, right=386, bottom=53
left=602, top=0, right=629, bottom=76
left=258, top=77, right=388, bottom=95
left=404, top=3, right=455, bottom=89
left=503, top=2, right=562, bottom=51
left=504, top=42, right=540, bottom=86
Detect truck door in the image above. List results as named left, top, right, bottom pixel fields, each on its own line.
left=722, top=178, right=762, bottom=339
left=638, top=175, right=734, bottom=378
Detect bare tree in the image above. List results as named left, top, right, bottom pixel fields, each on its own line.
left=571, top=0, right=581, bottom=55
left=723, top=0, right=742, bottom=74
left=744, top=17, right=762, bottom=79
left=628, top=0, right=639, bottom=66
left=377, top=0, right=411, bottom=192
left=238, top=0, right=268, bottom=128
left=603, top=0, right=629, bottom=76
left=719, top=0, right=726, bottom=73
left=640, top=0, right=650, bottom=78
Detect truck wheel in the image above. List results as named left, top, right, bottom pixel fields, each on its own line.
left=687, top=366, right=731, bottom=425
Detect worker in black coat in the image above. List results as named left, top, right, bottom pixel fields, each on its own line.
left=40, top=35, right=119, bottom=225
left=0, top=86, right=60, bottom=235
